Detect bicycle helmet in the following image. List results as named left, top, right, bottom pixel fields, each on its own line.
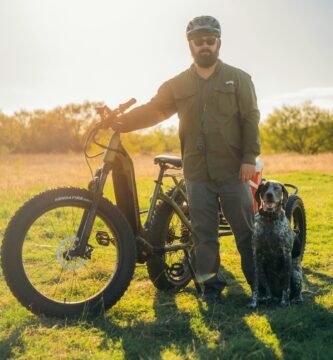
left=186, top=16, right=221, bottom=39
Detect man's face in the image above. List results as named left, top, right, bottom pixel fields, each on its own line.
left=189, top=35, right=220, bottom=68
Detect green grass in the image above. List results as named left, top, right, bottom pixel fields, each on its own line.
left=0, top=172, right=332, bottom=359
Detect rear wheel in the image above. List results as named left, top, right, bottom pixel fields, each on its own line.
left=1, top=187, right=136, bottom=318
left=285, top=195, right=306, bottom=260
left=147, top=187, right=193, bottom=290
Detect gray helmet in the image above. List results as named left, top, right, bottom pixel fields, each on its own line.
left=186, top=16, right=221, bottom=39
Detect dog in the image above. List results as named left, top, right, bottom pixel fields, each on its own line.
left=248, top=180, right=303, bottom=308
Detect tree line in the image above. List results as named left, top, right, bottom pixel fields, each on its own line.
left=0, top=101, right=332, bottom=154
left=0, top=101, right=180, bottom=155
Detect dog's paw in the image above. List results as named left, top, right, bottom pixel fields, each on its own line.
left=258, top=294, right=272, bottom=303
left=280, top=299, right=290, bottom=307
left=247, top=300, right=258, bottom=309
left=281, top=290, right=291, bottom=307
left=292, top=294, right=303, bottom=304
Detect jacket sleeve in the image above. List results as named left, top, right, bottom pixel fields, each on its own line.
left=116, top=81, right=177, bottom=133
left=237, top=74, right=261, bottom=164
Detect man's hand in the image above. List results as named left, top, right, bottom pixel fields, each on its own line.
left=239, top=163, right=256, bottom=183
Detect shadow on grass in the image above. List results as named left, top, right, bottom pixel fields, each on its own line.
left=1, top=267, right=332, bottom=359
left=248, top=267, right=333, bottom=360
left=0, top=325, right=25, bottom=360
left=87, top=268, right=277, bottom=359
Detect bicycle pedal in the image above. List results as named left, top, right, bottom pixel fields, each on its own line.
left=96, top=231, right=114, bottom=246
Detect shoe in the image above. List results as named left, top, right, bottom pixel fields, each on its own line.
left=200, top=289, right=223, bottom=305
left=203, top=268, right=228, bottom=292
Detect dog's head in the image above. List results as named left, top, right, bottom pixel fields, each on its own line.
left=255, top=180, right=288, bottom=214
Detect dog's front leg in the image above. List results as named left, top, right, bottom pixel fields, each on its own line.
left=281, top=252, right=292, bottom=307
left=248, top=249, right=264, bottom=309
left=258, top=261, right=272, bottom=302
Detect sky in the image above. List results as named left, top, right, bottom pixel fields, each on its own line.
left=1, top=0, right=332, bottom=126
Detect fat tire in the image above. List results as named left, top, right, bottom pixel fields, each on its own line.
left=285, top=195, right=307, bottom=260
left=147, top=186, right=192, bottom=290
left=1, top=187, right=136, bottom=318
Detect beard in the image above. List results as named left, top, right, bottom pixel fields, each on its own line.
left=190, top=44, right=219, bottom=68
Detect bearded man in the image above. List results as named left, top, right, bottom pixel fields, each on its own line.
left=114, top=16, right=260, bottom=304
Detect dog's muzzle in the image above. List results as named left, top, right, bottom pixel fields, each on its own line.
left=262, top=201, right=277, bottom=212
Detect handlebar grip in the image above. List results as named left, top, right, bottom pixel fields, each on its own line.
left=95, top=98, right=136, bottom=130
left=119, top=98, right=136, bottom=113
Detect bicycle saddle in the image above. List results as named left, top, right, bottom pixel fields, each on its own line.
left=154, top=155, right=182, bottom=168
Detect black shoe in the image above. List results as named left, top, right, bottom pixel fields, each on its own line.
left=203, top=269, right=228, bottom=292
left=200, top=289, right=223, bottom=305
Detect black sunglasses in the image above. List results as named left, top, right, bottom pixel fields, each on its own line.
left=192, top=37, right=218, bottom=47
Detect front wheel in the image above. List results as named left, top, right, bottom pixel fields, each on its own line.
left=285, top=195, right=307, bottom=260
left=1, top=187, right=136, bottom=318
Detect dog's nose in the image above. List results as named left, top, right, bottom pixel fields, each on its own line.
left=266, top=192, right=273, bottom=201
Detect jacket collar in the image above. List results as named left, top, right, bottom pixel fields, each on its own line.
left=190, top=59, right=223, bottom=79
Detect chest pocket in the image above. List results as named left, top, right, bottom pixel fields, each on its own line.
left=174, top=90, right=197, bottom=122
left=213, top=83, right=238, bottom=117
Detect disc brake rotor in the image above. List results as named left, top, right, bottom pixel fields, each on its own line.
left=56, top=237, right=87, bottom=270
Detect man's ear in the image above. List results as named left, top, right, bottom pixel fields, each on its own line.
left=217, top=38, right=221, bottom=50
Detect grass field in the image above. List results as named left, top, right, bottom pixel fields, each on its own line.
left=0, top=153, right=332, bottom=359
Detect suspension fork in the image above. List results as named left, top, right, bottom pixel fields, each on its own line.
left=74, top=164, right=111, bottom=257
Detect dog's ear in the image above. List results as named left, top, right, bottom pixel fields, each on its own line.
left=255, top=183, right=264, bottom=208
left=281, top=184, right=289, bottom=209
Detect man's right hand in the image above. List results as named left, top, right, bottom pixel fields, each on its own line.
left=239, top=163, right=256, bottom=183
left=110, top=119, right=124, bottom=132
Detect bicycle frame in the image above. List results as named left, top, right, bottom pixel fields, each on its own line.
left=106, top=132, right=189, bottom=234
left=76, top=131, right=192, bottom=261
left=76, top=123, right=235, bottom=268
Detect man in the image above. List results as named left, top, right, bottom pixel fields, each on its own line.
left=114, top=16, right=260, bottom=303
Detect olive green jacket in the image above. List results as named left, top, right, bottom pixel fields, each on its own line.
left=118, top=60, right=260, bottom=181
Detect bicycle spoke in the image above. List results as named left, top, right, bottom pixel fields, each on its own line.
left=21, top=203, right=118, bottom=304
left=52, top=267, right=65, bottom=299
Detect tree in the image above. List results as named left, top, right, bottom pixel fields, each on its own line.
left=261, top=102, right=333, bottom=154
left=0, top=112, right=25, bottom=153
left=18, top=101, right=101, bottom=153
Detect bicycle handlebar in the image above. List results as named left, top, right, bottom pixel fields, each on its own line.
left=95, top=98, right=136, bottom=130
left=119, top=98, right=136, bottom=113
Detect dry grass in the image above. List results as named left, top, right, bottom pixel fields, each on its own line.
left=261, top=153, right=333, bottom=175
left=0, top=153, right=159, bottom=191
left=1, top=152, right=333, bottom=191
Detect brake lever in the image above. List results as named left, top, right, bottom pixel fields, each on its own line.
left=95, top=105, right=114, bottom=120
left=95, top=98, right=136, bottom=130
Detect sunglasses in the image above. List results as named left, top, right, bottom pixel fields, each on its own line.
left=192, top=37, right=218, bottom=47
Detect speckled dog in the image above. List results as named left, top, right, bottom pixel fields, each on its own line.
left=248, top=181, right=303, bottom=309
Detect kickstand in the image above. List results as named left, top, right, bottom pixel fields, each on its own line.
left=184, top=248, right=203, bottom=295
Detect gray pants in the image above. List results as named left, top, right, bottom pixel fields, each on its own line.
left=185, top=178, right=255, bottom=286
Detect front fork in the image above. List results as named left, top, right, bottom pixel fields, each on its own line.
left=74, top=164, right=111, bottom=257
